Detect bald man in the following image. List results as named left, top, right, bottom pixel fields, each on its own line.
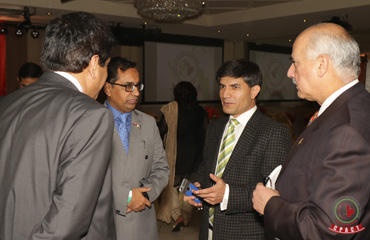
left=253, top=23, right=370, bottom=240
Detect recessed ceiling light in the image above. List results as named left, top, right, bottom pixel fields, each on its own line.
left=303, top=19, right=307, bottom=23
left=47, top=12, right=52, bottom=16
left=246, top=33, right=250, bottom=37
left=217, top=30, right=221, bottom=33
left=289, top=39, right=292, bottom=42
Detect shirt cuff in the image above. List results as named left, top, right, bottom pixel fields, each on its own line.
left=220, top=183, right=229, bottom=211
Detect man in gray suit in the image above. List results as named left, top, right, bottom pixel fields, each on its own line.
left=185, top=59, right=292, bottom=239
left=0, top=12, right=117, bottom=239
left=103, top=57, right=170, bottom=240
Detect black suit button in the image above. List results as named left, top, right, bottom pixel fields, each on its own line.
left=145, top=155, right=148, bottom=159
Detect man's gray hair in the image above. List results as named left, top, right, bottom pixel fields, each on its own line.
left=305, top=24, right=360, bottom=81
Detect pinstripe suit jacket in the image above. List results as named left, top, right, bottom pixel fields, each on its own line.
left=264, top=83, right=370, bottom=240
left=196, top=109, right=292, bottom=240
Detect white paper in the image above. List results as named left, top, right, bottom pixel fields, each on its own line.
left=265, top=165, right=282, bottom=190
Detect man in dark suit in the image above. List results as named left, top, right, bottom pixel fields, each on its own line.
left=185, top=59, right=292, bottom=239
left=103, top=57, right=169, bottom=240
left=253, top=23, right=370, bottom=240
left=0, top=12, right=117, bottom=239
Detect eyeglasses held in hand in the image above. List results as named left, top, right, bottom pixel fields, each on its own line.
left=110, top=82, right=144, bottom=92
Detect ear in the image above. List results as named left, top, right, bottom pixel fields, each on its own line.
left=317, top=54, right=329, bottom=78
left=88, top=55, right=100, bottom=79
left=17, top=77, right=20, bottom=83
left=104, top=82, right=112, bottom=97
left=250, top=85, right=261, bottom=99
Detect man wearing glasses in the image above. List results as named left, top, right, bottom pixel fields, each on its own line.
left=103, top=57, right=170, bottom=240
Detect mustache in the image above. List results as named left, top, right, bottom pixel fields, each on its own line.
left=291, top=78, right=297, bottom=85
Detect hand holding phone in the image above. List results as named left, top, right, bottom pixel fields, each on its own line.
left=179, top=178, right=202, bottom=203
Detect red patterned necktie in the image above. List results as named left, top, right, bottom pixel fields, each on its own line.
left=307, top=111, right=319, bottom=127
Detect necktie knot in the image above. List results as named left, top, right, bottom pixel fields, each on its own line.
left=230, top=118, right=239, bottom=127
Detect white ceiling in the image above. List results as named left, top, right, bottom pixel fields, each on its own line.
left=1, top=0, right=370, bottom=53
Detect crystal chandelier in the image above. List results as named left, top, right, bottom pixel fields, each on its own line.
left=134, top=0, right=203, bottom=22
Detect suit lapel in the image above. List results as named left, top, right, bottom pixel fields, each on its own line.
left=222, top=110, right=261, bottom=178
left=278, top=83, right=363, bottom=178
left=126, top=110, right=143, bottom=170
left=210, top=118, right=228, bottom=175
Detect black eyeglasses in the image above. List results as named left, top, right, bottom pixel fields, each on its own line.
left=109, top=82, right=144, bottom=92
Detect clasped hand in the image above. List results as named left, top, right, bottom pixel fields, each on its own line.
left=127, top=187, right=151, bottom=213
left=184, top=173, right=225, bottom=207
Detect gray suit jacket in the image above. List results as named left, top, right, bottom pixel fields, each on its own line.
left=0, top=72, right=116, bottom=239
left=110, top=109, right=170, bottom=240
left=265, top=83, right=370, bottom=240
left=196, top=109, right=292, bottom=240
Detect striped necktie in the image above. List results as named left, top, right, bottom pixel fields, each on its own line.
left=307, top=111, right=319, bottom=127
left=209, top=118, right=239, bottom=226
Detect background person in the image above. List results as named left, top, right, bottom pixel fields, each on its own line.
left=17, top=62, right=43, bottom=88
left=103, top=56, right=170, bottom=240
left=157, top=81, right=209, bottom=231
left=0, top=12, right=117, bottom=239
left=185, top=59, right=292, bottom=240
left=253, top=23, right=370, bottom=240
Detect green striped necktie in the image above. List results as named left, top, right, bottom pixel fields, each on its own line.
left=209, top=118, right=239, bottom=225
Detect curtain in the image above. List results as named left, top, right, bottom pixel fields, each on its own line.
left=0, top=21, right=6, bottom=96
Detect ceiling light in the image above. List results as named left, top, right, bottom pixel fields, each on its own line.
left=31, top=29, right=40, bottom=39
left=0, top=28, right=7, bottom=34
left=246, top=33, right=250, bottom=37
left=15, top=28, right=23, bottom=37
left=0, top=23, right=7, bottom=34
left=134, top=0, right=203, bottom=22
left=217, top=30, right=221, bottom=33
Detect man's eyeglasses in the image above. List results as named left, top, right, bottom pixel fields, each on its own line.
left=109, top=82, right=144, bottom=92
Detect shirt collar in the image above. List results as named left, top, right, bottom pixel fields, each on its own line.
left=54, top=71, right=83, bottom=92
left=229, top=105, right=257, bottom=126
left=319, top=80, right=359, bottom=116
left=105, top=100, right=132, bottom=121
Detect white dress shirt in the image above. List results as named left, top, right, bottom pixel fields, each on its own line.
left=54, top=71, right=84, bottom=93
left=318, top=80, right=358, bottom=116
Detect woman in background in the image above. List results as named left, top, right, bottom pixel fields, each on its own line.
left=157, top=81, right=209, bottom=231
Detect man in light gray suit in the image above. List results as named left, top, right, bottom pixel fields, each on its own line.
left=0, top=12, right=117, bottom=239
left=103, top=57, right=170, bottom=240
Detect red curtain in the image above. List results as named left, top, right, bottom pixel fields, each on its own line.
left=0, top=21, right=6, bottom=96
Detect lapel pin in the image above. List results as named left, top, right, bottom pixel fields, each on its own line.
left=133, top=122, right=141, bottom=129
left=297, top=138, right=304, bottom=147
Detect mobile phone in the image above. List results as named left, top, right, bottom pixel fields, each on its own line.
left=179, top=178, right=201, bottom=203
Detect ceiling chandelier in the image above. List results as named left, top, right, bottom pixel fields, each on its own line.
left=134, top=0, right=203, bottom=22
